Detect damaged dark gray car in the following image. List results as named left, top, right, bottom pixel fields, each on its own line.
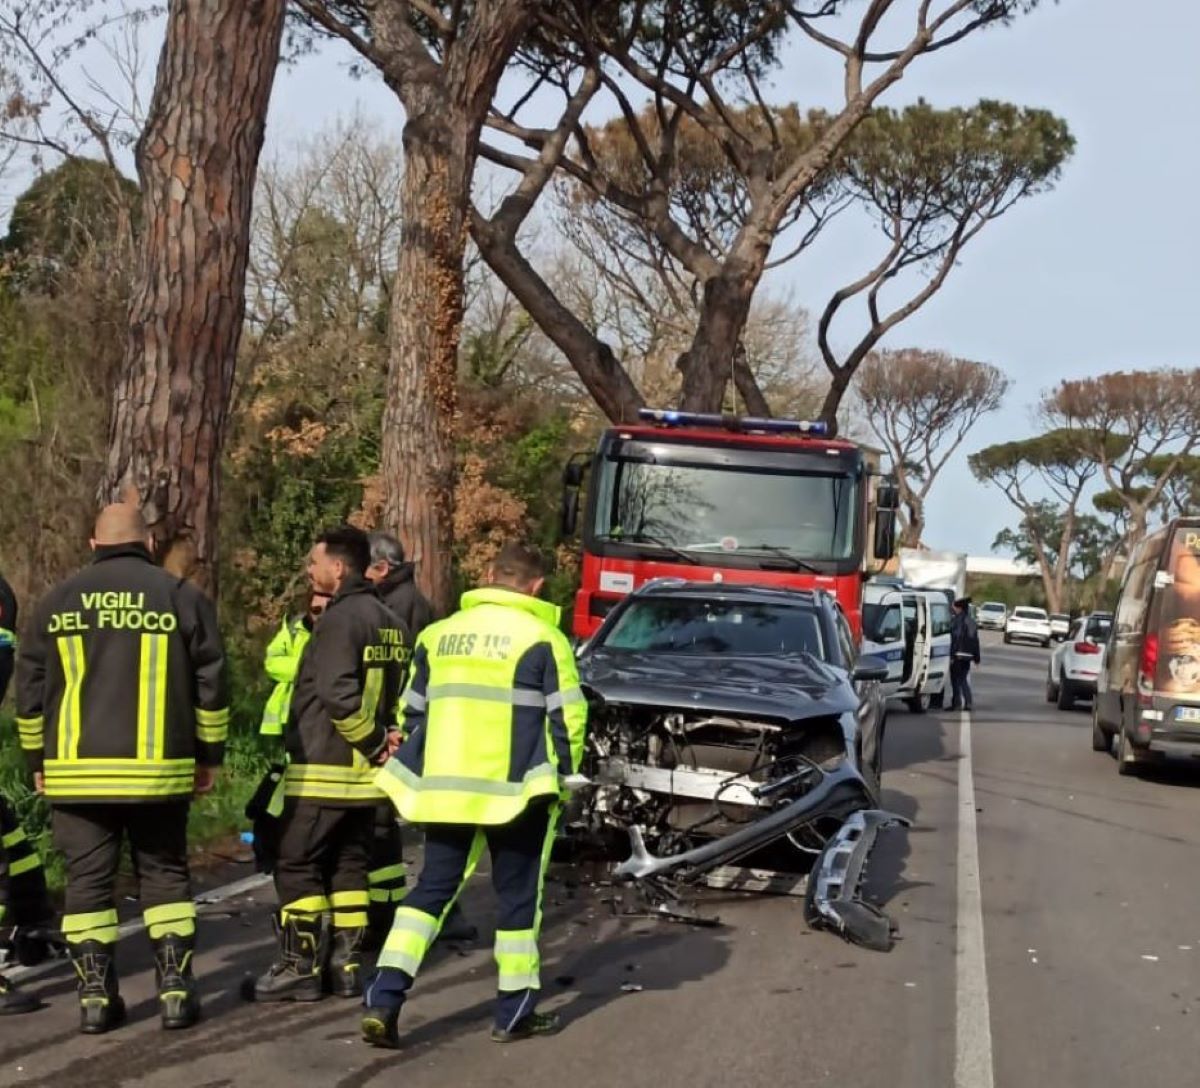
left=571, top=580, right=909, bottom=951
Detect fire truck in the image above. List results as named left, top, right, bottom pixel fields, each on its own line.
left=561, top=408, right=898, bottom=640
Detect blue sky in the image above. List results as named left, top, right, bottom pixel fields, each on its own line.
left=259, top=1, right=1200, bottom=556
left=6, top=2, right=1197, bottom=557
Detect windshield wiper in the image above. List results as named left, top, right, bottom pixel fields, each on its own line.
left=736, top=544, right=822, bottom=575
left=596, top=532, right=701, bottom=566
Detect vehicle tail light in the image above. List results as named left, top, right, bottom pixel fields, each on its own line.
left=1138, top=633, right=1158, bottom=707
left=1074, top=641, right=1101, bottom=655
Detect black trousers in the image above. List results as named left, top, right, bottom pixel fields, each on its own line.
left=53, top=802, right=193, bottom=945
left=950, top=658, right=974, bottom=709
left=1, top=795, right=50, bottom=928
left=274, top=801, right=373, bottom=928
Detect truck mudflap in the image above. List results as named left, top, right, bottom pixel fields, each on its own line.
left=610, top=760, right=910, bottom=947
left=804, top=809, right=910, bottom=952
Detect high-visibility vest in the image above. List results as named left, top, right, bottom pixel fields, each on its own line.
left=377, top=586, right=588, bottom=826
left=260, top=617, right=310, bottom=736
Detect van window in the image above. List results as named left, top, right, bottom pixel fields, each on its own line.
left=1115, top=532, right=1164, bottom=637
left=863, top=603, right=903, bottom=643
left=930, top=599, right=952, bottom=638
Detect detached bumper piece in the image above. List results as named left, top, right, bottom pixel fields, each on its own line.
left=612, top=761, right=910, bottom=946
left=804, top=809, right=910, bottom=952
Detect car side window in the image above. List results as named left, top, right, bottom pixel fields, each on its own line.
left=835, top=608, right=857, bottom=669
left=930, top=600, right=952, bottom=638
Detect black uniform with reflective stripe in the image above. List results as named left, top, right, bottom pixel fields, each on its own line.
left=284, top=576, right=409, bottom=806
left=15, top=545, right=229, bottom=802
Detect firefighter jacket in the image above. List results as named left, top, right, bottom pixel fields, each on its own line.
left=282, top=576, right=409, bottom=807
left=260, top=616, right=312, bottom=736
left=14, top=545, right=229, bottom=803
left=0, top=574, right=17, bottom=705
left=377, top=586, right=588, bottom=827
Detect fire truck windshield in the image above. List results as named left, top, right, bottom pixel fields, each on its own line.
left=589, top=440, right=861, bottom=565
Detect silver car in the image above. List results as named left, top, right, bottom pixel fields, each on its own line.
left=1046, top=612, right=1113, bottom=709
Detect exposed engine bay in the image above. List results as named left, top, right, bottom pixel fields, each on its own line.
left=569, top=702, right=908, bottom=951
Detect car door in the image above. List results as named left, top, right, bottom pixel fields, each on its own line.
left=861, top=592, right=906, bottom=697
left=923, top=595, right=953, bottom=698
left=903, top=593, right=929, bottom=696
left=839, top=606, right=883, bottom=783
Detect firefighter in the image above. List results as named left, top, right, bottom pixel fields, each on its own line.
left=362, top=541, right=588, bottom=1048
left=254, top=526, right=409, bottom=1003
left=0, top=796, right=51, bottom=1015
left=260, top=591, right=329, bottom=738
left=362, top=533, right=475, bottom=946
left=15, top=504, right=229, bottom=1034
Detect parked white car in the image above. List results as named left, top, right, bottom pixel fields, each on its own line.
left=1050, top=613, right=1071, bottom=641
left=1046, top=612, right=1112, bottom=709
left=1005, top=606, right=1052, bottom=647
left=977, top=601, right=1008, bottom=631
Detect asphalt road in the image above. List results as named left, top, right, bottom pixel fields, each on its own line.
left=4, top=634, right=1200, bottom=1088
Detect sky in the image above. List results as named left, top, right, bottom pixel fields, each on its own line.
left=6, top=1, right=1199, bottom=558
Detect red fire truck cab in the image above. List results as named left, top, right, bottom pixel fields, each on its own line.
left=562, top=409, right=898, bottom=641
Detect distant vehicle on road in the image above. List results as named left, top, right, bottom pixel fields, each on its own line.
left=1049, top=613, right=1070, bottom=641
left=977, top=601, right=1008, bottom=630
left=1005, top=606, right=1052, bottom=647
left=1046, top=612, right=1112, bottom=709
left=1094, top=518, right=1200, bottom=775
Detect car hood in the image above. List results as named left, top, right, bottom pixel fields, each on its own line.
left=579, top=649, right=857, bottom=721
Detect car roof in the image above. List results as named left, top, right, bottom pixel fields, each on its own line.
left=631, top=578, right=827, bottom=609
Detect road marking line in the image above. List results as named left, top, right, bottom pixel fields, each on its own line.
left=955, top=709, right=995, bottom=1088
left=6, top=872, right=272, bottom=984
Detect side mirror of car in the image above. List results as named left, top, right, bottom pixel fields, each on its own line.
left=560, top=487, right=580, bottom=538
left=873, top=508, right=896, bottom=561
left=852, top=656, right=890, bottom=683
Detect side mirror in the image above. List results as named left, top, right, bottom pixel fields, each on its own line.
left=876, top=482, right=899, bottom=511
left=852, top=655, right=890, bottom=683
left=563, top=462, right=584, bottom=488
left=560, top=487, right=580, bottom=539
left=874, top=508, right=896, bottom=561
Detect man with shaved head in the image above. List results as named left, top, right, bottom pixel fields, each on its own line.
left=16, top=504, right=229, bottom=1034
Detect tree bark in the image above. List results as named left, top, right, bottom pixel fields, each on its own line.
left=381, top=98, right=470, bottom=614
left=678, top=260, right=764, bottom=412
left=102, top=0, right=286, bottom=595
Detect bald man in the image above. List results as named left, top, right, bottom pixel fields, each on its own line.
left=16, top=505, right=229, bottom=1034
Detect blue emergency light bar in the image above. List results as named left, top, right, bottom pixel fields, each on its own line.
left=637, top=407, right=830, bottom=437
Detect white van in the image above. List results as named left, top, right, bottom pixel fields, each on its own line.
left=861, top=581, right=953, bottom=713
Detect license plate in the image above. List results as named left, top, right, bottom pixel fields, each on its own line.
left=1174, top=706, right=1200, bottom=723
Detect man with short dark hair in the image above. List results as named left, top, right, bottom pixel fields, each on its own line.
left=16, top=504, right=228, bottom=1033
left=361, top=541, right=587, bottom=1048
left=255, top=526, right=410, bottom=1003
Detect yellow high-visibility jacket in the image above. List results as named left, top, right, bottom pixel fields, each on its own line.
left=259, top=616, right=311, bottom=736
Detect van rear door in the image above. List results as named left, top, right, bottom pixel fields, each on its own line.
left=862, top=593, right=906, bottom=697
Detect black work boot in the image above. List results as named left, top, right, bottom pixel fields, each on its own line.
left=253, top=914, right=327, bottom=1003
left=152, top=933, right=201, bottom=1029
left=327, top=926, right=365, bottom=998
left=361, top=1005, right=402, bottom=1049
left=0, top=973, right=41, bottom=1015
left=70, top=941, right=125, bottom=1034
left=491, top=1010, right=561, bottom=1043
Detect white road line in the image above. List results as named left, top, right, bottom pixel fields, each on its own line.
left=7, top=872, right=272, bottom=984
left=955, top=709, right=995, bottom=1088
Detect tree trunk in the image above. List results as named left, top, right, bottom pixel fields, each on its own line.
left=380, top=100, right=469, bottom=615
left=679, top=256, right=765, bottom=412
left=102, top=0, right=286, bottom=595
left=900, top=502, right=924, bottom=549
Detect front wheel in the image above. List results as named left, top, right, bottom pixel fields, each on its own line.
left=905, top=693, right=928, bottom=715
left=1046, top=673, right=1059, bottom=703
left=1003, top=634, right=1012, bottom=644
left=1091, top=707, right=1111, bottom=752
left=930, top=690, right=944, bottom=709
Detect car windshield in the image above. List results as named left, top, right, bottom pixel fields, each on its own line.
left=591, top=443, right=859, bottom=562
left=600, top=597, right=826, bottom=658
left=1051, top=614, right=1069, bottom=623
left=1013, top=608, right=1047, bottom=620
left=1085, top=616, right=1112, bottom=640
left=981, top=603, right=1005, bottom=613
